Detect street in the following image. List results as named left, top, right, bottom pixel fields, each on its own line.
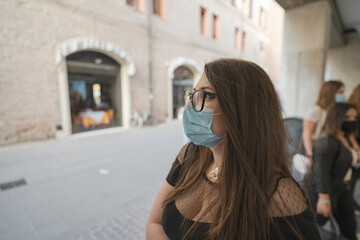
left=1, top=120, right=360, bottom=240
left=0, top=121, right=184, bottom=240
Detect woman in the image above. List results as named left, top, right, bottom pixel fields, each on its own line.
left=347, top=84, right=360, bottom=214
left=348, top=84, right=360, bottom=146
left=146, top=59, right=320, bottom=240
left=302, top=81, right=345, bottom=160
left=304, top=103, right=359, bottom=240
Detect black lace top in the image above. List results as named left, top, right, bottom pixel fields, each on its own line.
left=162, top=157, right=321, bottom=240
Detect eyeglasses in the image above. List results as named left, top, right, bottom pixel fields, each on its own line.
left=184, top=90, right=217, bottom=112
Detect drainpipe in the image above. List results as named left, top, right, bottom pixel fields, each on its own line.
left=147, top=0, right=154, bottom=124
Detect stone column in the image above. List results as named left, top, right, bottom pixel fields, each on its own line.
left=280, top=1, right=331, bottom=117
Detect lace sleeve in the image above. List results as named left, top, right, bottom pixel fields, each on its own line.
left=269, top=177, right=309, bottom=217
left=269, top=177, right=321, bottom=239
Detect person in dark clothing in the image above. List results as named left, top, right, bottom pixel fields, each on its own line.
left=146, top=59, right=320, bottom=240
left=303, top=103, right=359, bottom=240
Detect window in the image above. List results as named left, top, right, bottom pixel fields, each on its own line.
left=235, top=28, right=241, bottom=49
left=242, top=31, right=247, bottom=52
left=201, top=7, right=208, bottom=36
left=126, top=0, right=144, bottom=12
left=126, top=0, right=135, bottom=5
left=243, top=0, right=252, bottom=18
left=212, top=14, right=219, bottom=40
left=259, top=7, right=266, bottom=29
left=242, top=0, right=249, bottom=17
left=138, top=0, right=144, bottom=12
left=153, top=0, right=166, bottom=19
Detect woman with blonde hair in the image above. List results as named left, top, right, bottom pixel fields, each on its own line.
left=146, top=59, right=320, bottom=240
left=302, top=80, right=345, bottom=160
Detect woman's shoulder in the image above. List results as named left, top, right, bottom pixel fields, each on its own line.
left=177, top=142, right=193, bottom=164
left=304, top=105, right=323, bottom=121
left=269, top=176, right=309, bottom=218
left=311, top=104, right=323, bottom=111
left=270, top=177, right=320, bottom=239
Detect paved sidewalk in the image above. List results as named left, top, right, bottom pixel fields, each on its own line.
left=0, top=121, right=184, bottom=240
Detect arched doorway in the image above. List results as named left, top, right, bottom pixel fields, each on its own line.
left=66, top=51, right=122, bottom=133
left=172, top=66, right=194, bottom=119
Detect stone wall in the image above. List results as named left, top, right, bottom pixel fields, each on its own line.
left=325, top=36, right=360, bottom=97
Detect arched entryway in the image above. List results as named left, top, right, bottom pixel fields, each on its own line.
left=167, top=57, right=201, bottom=120
left=67, top=51, right=122, bottom=133
left=172, top=66, right=193, bottom=119
left=56, top=38, right=135, bottom=137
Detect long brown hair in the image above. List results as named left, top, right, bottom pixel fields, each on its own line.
left=163, top=59, right=300, bottom=239
left=316, top=80, right=344, bottom=109
left=348, top=84, right=360, bottom=111
left=324, top=103, right=358, bottom=136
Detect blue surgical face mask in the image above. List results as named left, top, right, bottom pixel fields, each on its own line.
left=182, top=103, right=224, bottom=148
left=335, top=94, right=346, bottom=103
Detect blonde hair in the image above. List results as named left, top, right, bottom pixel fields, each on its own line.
left=316, top=80, right=344, bottom=109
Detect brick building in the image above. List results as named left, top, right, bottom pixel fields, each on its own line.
left=0, top=0, right=283, bottom=145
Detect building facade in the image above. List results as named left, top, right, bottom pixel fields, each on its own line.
left=0, top=0, right=283, bottom=145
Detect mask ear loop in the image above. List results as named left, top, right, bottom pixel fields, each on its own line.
left=201, top=106, right=223, bottom=116
left=189, top=102, right=223, bottom=116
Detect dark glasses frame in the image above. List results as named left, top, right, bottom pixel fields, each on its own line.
left=184, top=90, right=217, bottom=112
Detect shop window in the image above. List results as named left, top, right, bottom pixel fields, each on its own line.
left=66, top=51, right=121, bottom=133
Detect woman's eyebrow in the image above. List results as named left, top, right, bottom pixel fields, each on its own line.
left=194, top=87, right=214, bottom=91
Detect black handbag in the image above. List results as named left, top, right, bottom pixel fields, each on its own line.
left=317, top=216, right=348, bottom=240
